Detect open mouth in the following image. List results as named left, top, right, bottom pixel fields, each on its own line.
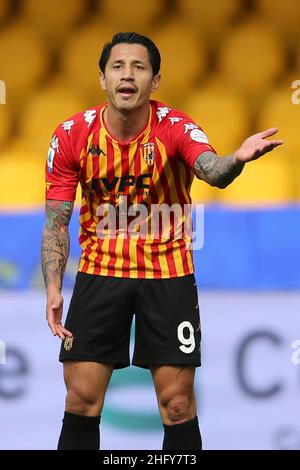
left=118, top=87, right=137, bottom=98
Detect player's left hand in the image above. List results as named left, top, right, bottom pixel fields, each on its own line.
left=234, top=128, right=284, bottom=163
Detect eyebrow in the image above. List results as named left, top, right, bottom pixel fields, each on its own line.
left=111, top=59, right=146, bottom=65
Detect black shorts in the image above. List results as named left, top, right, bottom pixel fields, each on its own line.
left=59, top=272, right=201, bottom=369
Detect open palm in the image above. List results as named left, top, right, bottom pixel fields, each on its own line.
left=234, top=128, right=283, bottom=163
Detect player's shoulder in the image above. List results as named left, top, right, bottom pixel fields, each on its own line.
left=55, top=104, right=104, bottom=138
left=152, top=100, right=198, bottom=128
left=151, top=99, right=212, bottom=147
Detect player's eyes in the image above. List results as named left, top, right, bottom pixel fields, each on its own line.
left=113, top=64, right=122, bottom=70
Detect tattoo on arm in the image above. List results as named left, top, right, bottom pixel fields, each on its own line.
left=41, top=200, right=74, bottom=291
left=194, top=151, right=245, bottom=188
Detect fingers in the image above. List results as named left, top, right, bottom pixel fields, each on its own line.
left=256, top=127, right=280, bottom=139
left=263, top=140, right=284, bottom=151
left=55, top=323, right=73, bottom=341
left=47, top=317, right=73, bottom=340
left=257, top=140, right=284, bottom=157
left=47, top=312, right=73, bottom=340
left=48, top=319, right=58, bottom=336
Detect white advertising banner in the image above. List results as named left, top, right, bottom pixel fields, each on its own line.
left=0, top=291, right=299, bottom=450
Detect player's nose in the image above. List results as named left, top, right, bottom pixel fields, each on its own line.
left=121, top=65, right=135, bottom=81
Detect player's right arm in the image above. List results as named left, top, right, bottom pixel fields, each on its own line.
left=42, top=119, right=80, bottom=340
left=42, top=200, right=74, bottom=340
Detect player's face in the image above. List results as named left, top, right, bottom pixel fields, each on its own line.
left=100, top=43, right=160, bottom=112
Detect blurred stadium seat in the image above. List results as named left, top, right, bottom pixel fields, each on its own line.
left=0, top=146, right=44, bottom=207
left=0, top=0, right=10, bottom=25
left=60, top=20, right=118, bottom=103
left=257, top=86, right=300, bottom=200
left=0, top=104, right=11, bottom=147
left=190, top=178, right=218, bottom=204
left=19, top=82, right=88, bottom=154
left=256, top=0, right=300, bottom=49
left=217, top=18, right=285, bottom=96
left=153, top=20, right=207, bottom=107
left=183, top=83, right=250, bottom=155
left=0, top=21, right=49, bottom=100
left=257, top=86, right=300, bottom=163
left=217, top=155, right=292, bottom=205
left=19, top=0, right=87, bottom=47
left=96, top=0, right=165, bottom=32
left=176, top=0, right=242, bottom=48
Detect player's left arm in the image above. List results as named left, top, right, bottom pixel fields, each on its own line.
left=194, top=127, right=284, bottom=188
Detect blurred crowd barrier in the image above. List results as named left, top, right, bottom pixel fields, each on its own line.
left=0, top=206, right=299, bottom=289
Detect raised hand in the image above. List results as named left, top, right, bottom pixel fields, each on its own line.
left=234, top=128, right=284, bottom=163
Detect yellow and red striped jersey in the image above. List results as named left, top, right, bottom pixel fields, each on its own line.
left=45, top=100, right=216, bottom=279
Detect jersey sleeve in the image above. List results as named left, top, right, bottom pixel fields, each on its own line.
left=170, top=116, right=217, bottom=170
left=45, top=123, right=79, bottom=201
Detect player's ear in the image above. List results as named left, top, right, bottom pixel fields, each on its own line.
left=99, top=72, right=106, bottom=91
left=151, top=74, right=161, bottom=92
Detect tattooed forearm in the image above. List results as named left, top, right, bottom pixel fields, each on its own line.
left=194, top=151, right=245, bottom=188
left=41, top=200, right=74, bottom=291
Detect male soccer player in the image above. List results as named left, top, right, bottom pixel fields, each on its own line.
left=41, top=32, right=283, bottom=450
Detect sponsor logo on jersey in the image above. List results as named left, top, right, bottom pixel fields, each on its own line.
left=47, top=147, right=55, bottom=173
left=84, top=109, right=97, bottom=127
left=92, top=173, right=152, bottom=193
left=46, top=182, right=52, bottom=192
left=62, top=120, right=74, bottom=133
left=50, top=134, right=60, bottom=152
left=184, top=123, right=199, bottom=134
left=190, top=128, right=209, bottom=143
left=169, top=117, right=183, bottom=125
left=142, top=142, right=155, bottom=166
left=156, top=106, right=171, bottom=122
left=88, top=144, right=107, bottom=157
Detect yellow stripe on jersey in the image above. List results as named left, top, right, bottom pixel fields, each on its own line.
left=127, top=141, right=139, bottom=273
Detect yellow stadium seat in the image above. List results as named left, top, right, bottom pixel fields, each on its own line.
left=61, top=21, right=120, bottom=103
left=295, top=159, right=300, bottom=200
left=0, top=21, right=49, bottom=99
left=19, top=82, right=88, bottom=154
left=190, top=179, right=218, bottom=204
left=176, top=0, right=242, bottom=47
left=217, top=19, right=285, bottom=95
left=256, top=0, right=300, bottom=48
left=0, top=104, right=11, bottom=147
left=257, top=86, right=300, bottom=165
left=182, top=84, right=250, bottom=155
left=217, top=153, right=293, bottom=205
left=20, top=0, right=87, bottom=45
left=152, top=20, right=207, bottom=107
left=0, top=0, right=9, bottom=24
left=96, top=0, right=165, bottom=32
left=0, top=146, right=45, bottom=207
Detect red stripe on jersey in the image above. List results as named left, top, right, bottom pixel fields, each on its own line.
left=134, top=144, right=146, bottom=278
left=121, top=144, right=130, bottom=277
left=153, top=144, right=177, bottom=277
left=168, top=156, right=192, bottom=275
left=144, top=145, right=162, bottom=278
left=106, top=140, right=118, bottom=277
left=93, top=137, right=114, bottom=276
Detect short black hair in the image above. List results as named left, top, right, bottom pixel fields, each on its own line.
left=99, top=32, right=161, bottom=76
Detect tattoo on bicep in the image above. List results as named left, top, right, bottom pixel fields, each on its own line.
left=41, top=201, right=74, bottom=289
left=194, top=152, right=244, bottom=188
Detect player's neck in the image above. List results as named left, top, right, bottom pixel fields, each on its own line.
left=104, top=102, right=150, bottom=142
